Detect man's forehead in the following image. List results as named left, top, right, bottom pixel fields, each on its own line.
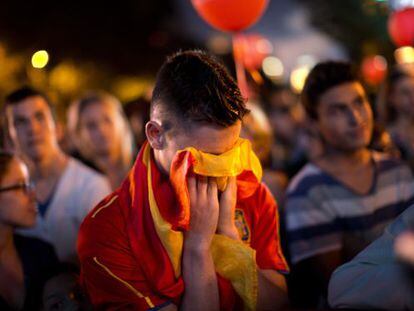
left=9, top=96, right=50, bottom=116
left=320, top=82, right=366, bottom=106
left=179, top=122, right=241, bottom=155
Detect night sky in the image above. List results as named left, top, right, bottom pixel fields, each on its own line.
left=0, top=0, right=199, bottom=75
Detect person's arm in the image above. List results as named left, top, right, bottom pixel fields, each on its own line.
left=256, top=269, right=288, bottom=310
left=180, top=237, right=218, bottom=311
left=328, top=239, right=410, bottom=309
left=180, top=175, right=220, bottom=311
left=328, top=208, right=414, bottom=310
left=217, top=177, right=288, bottom=310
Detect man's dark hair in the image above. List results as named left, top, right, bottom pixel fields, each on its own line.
left=4, top=86, right=54, bottom=113
left=151, top=50, right=248, bottom=128
left=302, top=61, right=360, bottom=119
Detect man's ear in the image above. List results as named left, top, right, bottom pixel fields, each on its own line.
left=145, top=120, right=164, bottom=150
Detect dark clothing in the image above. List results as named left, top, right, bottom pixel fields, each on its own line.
left=0, top=234, right=59, bottom=311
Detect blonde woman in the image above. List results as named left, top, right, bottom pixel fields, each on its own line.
left=68, top=91, right=134, bottom=190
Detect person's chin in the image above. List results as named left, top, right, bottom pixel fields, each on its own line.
left=16, top=219, right=36, bottom=228
left=333, top=137, right=365, bottom=152
left=96, top=147, right=111, bottom=157
left=23, top=206, right=38, bottom=225
left=28, top=146, right=47, bottom=161
left=343, top=141, right=367, bottom=152
left=344, top=132, right=369, bottom=148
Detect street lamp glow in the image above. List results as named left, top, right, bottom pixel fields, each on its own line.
left=31, top=50, right=49, bottom=69
left=290, top=65, right=310, bottom=93
left=395, top=46, right=414, bottom=64
left=262, top=56, right=284, bottom=78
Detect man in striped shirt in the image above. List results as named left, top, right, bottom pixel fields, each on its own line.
left=284, top=61, right=414, bottom=308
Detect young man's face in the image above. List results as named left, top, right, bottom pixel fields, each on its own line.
left=6, top=96, right=58, bottom=162
left=315, top=82, right=373, bottom=153
left=150, top=115, right=242, bottom=176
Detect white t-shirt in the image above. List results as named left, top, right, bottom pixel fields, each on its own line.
left=18, top=158, right=112, bottom=264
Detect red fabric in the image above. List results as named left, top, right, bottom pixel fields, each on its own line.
left=77, top=143, right=288, bottom=310
left=167, top=150, right=194, bottom=230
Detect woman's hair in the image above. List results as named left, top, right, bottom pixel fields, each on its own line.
left=0, top=151, right=15, bottom=185
left=376, top=67, right=414, bottom=124
left=67, top=91, right=134, bottom=169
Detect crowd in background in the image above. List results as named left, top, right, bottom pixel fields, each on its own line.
left=0, top=54, right=414, bottom=310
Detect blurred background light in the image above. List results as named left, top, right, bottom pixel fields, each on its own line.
left=395, top=46, right=414, bottom=64
left=290, top=65, right=310, bottom=93
left=31, top=50, right=49, bottom=69
left=262, top=56, right=284, bottom=78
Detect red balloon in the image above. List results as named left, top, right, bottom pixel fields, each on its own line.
left=361, top=55, right=387, bottom=86
left=191, top=0, right=269, bottom=32
left=233, top=34, right=272, bottom=70
left=388, top=8, right=414, bottom=47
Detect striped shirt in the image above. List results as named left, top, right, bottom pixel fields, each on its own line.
left=285, top=152, right=414, bottom=264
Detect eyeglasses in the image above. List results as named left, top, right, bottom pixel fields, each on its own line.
left=0, top=182, right=34, bottom=193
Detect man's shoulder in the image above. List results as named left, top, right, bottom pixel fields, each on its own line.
left=78, top=193, right=126, bottom=253
left=82, top=192, right=123, bottom=228
left=63, top=158, right=112, bottom=199
left=66, top=157, right=109, bottom=184
left=286, top=163, right=328, bottom=197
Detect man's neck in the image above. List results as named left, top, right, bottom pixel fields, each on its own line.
left=0, top=225, right=14, bottom=263
left=152, top=149, right=170, bottom=177
left=318, top=147, right=372, bottom=172
left=95, top=152, right=121, bottom=173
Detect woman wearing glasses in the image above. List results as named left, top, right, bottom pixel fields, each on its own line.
left=0, top=151, right=58, bottom=310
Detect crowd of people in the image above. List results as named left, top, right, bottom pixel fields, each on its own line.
left=0, top=48, right=413, bottom=310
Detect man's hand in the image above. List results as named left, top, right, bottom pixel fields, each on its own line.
left=181, top=174, right=220, bottom=311
left=395, top=231, right=414, bottom=266
left=217, top=176, right=240, bottom=240
left=185, top=174, right=219, bottom=249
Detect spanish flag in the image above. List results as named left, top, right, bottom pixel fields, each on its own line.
left=77, top=139, right=288, bottom=310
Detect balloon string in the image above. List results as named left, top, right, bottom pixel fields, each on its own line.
left=232, top=33, right=249, bottom=100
